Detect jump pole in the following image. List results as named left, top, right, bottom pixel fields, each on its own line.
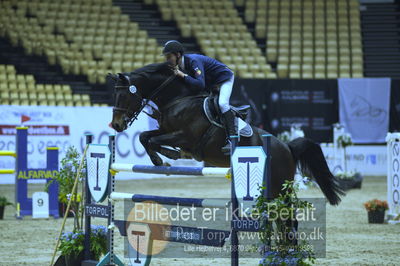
left=111, top=163, right=229, bottom=177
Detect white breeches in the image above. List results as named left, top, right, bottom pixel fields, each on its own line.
left=218, top=75, right=235, bottom=113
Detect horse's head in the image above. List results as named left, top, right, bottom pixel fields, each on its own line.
left=111, top=73, right=144, bottom=132
left=111, top=63, right=174, bottom=132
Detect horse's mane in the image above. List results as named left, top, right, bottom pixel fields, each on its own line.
left=131, top=62, right=170, bottom=77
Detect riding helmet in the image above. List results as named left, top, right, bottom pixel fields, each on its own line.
left=162, top=40, right=184, bottom=55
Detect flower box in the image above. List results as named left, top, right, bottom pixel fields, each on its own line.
left=364, top=199, right=388, bottom=224
left=368, top=210, right=385, bottom=224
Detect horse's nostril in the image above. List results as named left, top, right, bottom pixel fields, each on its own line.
left=111, top=123, right=119, bottom=131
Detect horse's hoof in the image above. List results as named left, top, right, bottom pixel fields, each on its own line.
left=162, top=162, right=171, bottom=167
left=151, top=156, right=163, bottom=166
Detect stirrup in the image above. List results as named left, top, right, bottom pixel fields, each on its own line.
left=221, top=139, right=231, bottom=153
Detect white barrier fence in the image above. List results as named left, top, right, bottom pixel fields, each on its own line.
left=386, top=133, right=400, bottom=223
left=321, top=145, right=387, bottom=176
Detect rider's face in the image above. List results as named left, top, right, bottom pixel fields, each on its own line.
left=165, top=53, right=180, bottom=67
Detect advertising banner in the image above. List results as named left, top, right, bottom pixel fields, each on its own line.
left=234, top=79, right=338, bottom=142
left=0, top=105, right=201, bottom=184
left=338, top=78, right=391, bottom=143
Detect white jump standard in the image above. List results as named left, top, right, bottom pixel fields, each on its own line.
left=82, top=133, right=272, bottom=266
left=386, top=133, right=400, bottom=224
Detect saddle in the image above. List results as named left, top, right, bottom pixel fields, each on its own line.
left=203, top=95, right=253, bottom=137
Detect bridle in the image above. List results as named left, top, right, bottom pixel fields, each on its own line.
left=113, top=73, right=177, bottom=127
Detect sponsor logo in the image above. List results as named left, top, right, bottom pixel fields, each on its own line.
left=0, top=125, right=70, bottom=136
left=194, top=67, right=202, bottom=76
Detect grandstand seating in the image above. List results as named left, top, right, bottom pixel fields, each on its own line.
left=154, top=0, right=276, bottom=79
left=239, top=0, right=363, bottom=78
left=0, top=0, right=162, bottom=85
left=361, top=2, right=400, bottom=78
left=0, top=0, right=365, bottom=97
left=0, top=64, right=95, bottom=106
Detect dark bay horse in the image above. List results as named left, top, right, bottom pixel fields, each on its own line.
left=110, top=62, right=344, bottom=205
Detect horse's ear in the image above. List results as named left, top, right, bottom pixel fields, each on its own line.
left=117, top=73, right=130, bottom=84
left=117, top=73, right=125, bottom=80
left=106, top=73, right=118, bottom=81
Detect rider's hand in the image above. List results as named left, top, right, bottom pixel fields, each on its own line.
left=174, top=69, right=186, bottom=78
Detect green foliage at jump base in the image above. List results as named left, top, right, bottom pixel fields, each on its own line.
left=256, top=181, right=316, bottom=266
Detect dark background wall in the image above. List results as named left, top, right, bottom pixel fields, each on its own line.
left=232, top=79, right=400, bottom=143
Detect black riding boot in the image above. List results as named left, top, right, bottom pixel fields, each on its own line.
left=221, top=110, right=237, bottom=153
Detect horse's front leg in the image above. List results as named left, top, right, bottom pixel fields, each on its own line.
left=139, top=130, right=165, bottom=166
left=147, top=131, right=190, bottom=163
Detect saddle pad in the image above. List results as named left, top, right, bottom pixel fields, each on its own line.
left=203, top=98, right=253, bottom=137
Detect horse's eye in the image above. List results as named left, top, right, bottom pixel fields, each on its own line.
left=129, top=85, right=137, bottom=94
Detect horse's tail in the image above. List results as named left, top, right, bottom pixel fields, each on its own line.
left=287, top=137, right=345, bottom=205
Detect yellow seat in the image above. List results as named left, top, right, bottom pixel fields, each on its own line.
left=0, top=83, right=7, bottom=92
left=290, top=56, right=301, bottom=64
left=277, top=64, right=288, bottom=78
left=19, top=92, right=29, bottom=100
left=302, top=71, right=313, bottom=79
left=75, top=101, right=84, bottom=107
left=1, top=99, right=10, bottom=105
left=236, top=64, right=248, bottom=77
left=10, top=99, right=20, bottom=106
left=37, top=93, right=47, bottom=101
left=83, top=101, right=91, bottom=107
left=73, top=94, right=82, bottom=101
left=46, top=93, right=55, bottom=101
left=81, top=94, right=90, bottom=101
left=253, top=72, right=266, bottom=79
left=61, top=85, right=72, bottom=94
left=57, top=101, right=66, bottom=106
left=314, top=64, right=326, bottom=79
left=44, top=84, right=54, bottom=93
left=302, top=64, right=313, bottom=78
left=289, top=64, right=301, bottom=78
left=18, top=83, right=28, bottom=92
left=339, top=65, right=351, bottom=77
left=6, top=65, right=16, bottom=75
left=20, top=99, right=29, bottom=105
left=28, top=92, right=37, bottom=100
left=10, top=92, right=19, bottom=100
left=0, top=92, right=8, bottom=100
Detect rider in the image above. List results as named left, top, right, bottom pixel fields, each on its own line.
left=162, top=40, right=236, bottom=151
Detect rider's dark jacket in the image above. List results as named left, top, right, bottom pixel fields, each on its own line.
left=181, top=54, right=233, bottom=91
